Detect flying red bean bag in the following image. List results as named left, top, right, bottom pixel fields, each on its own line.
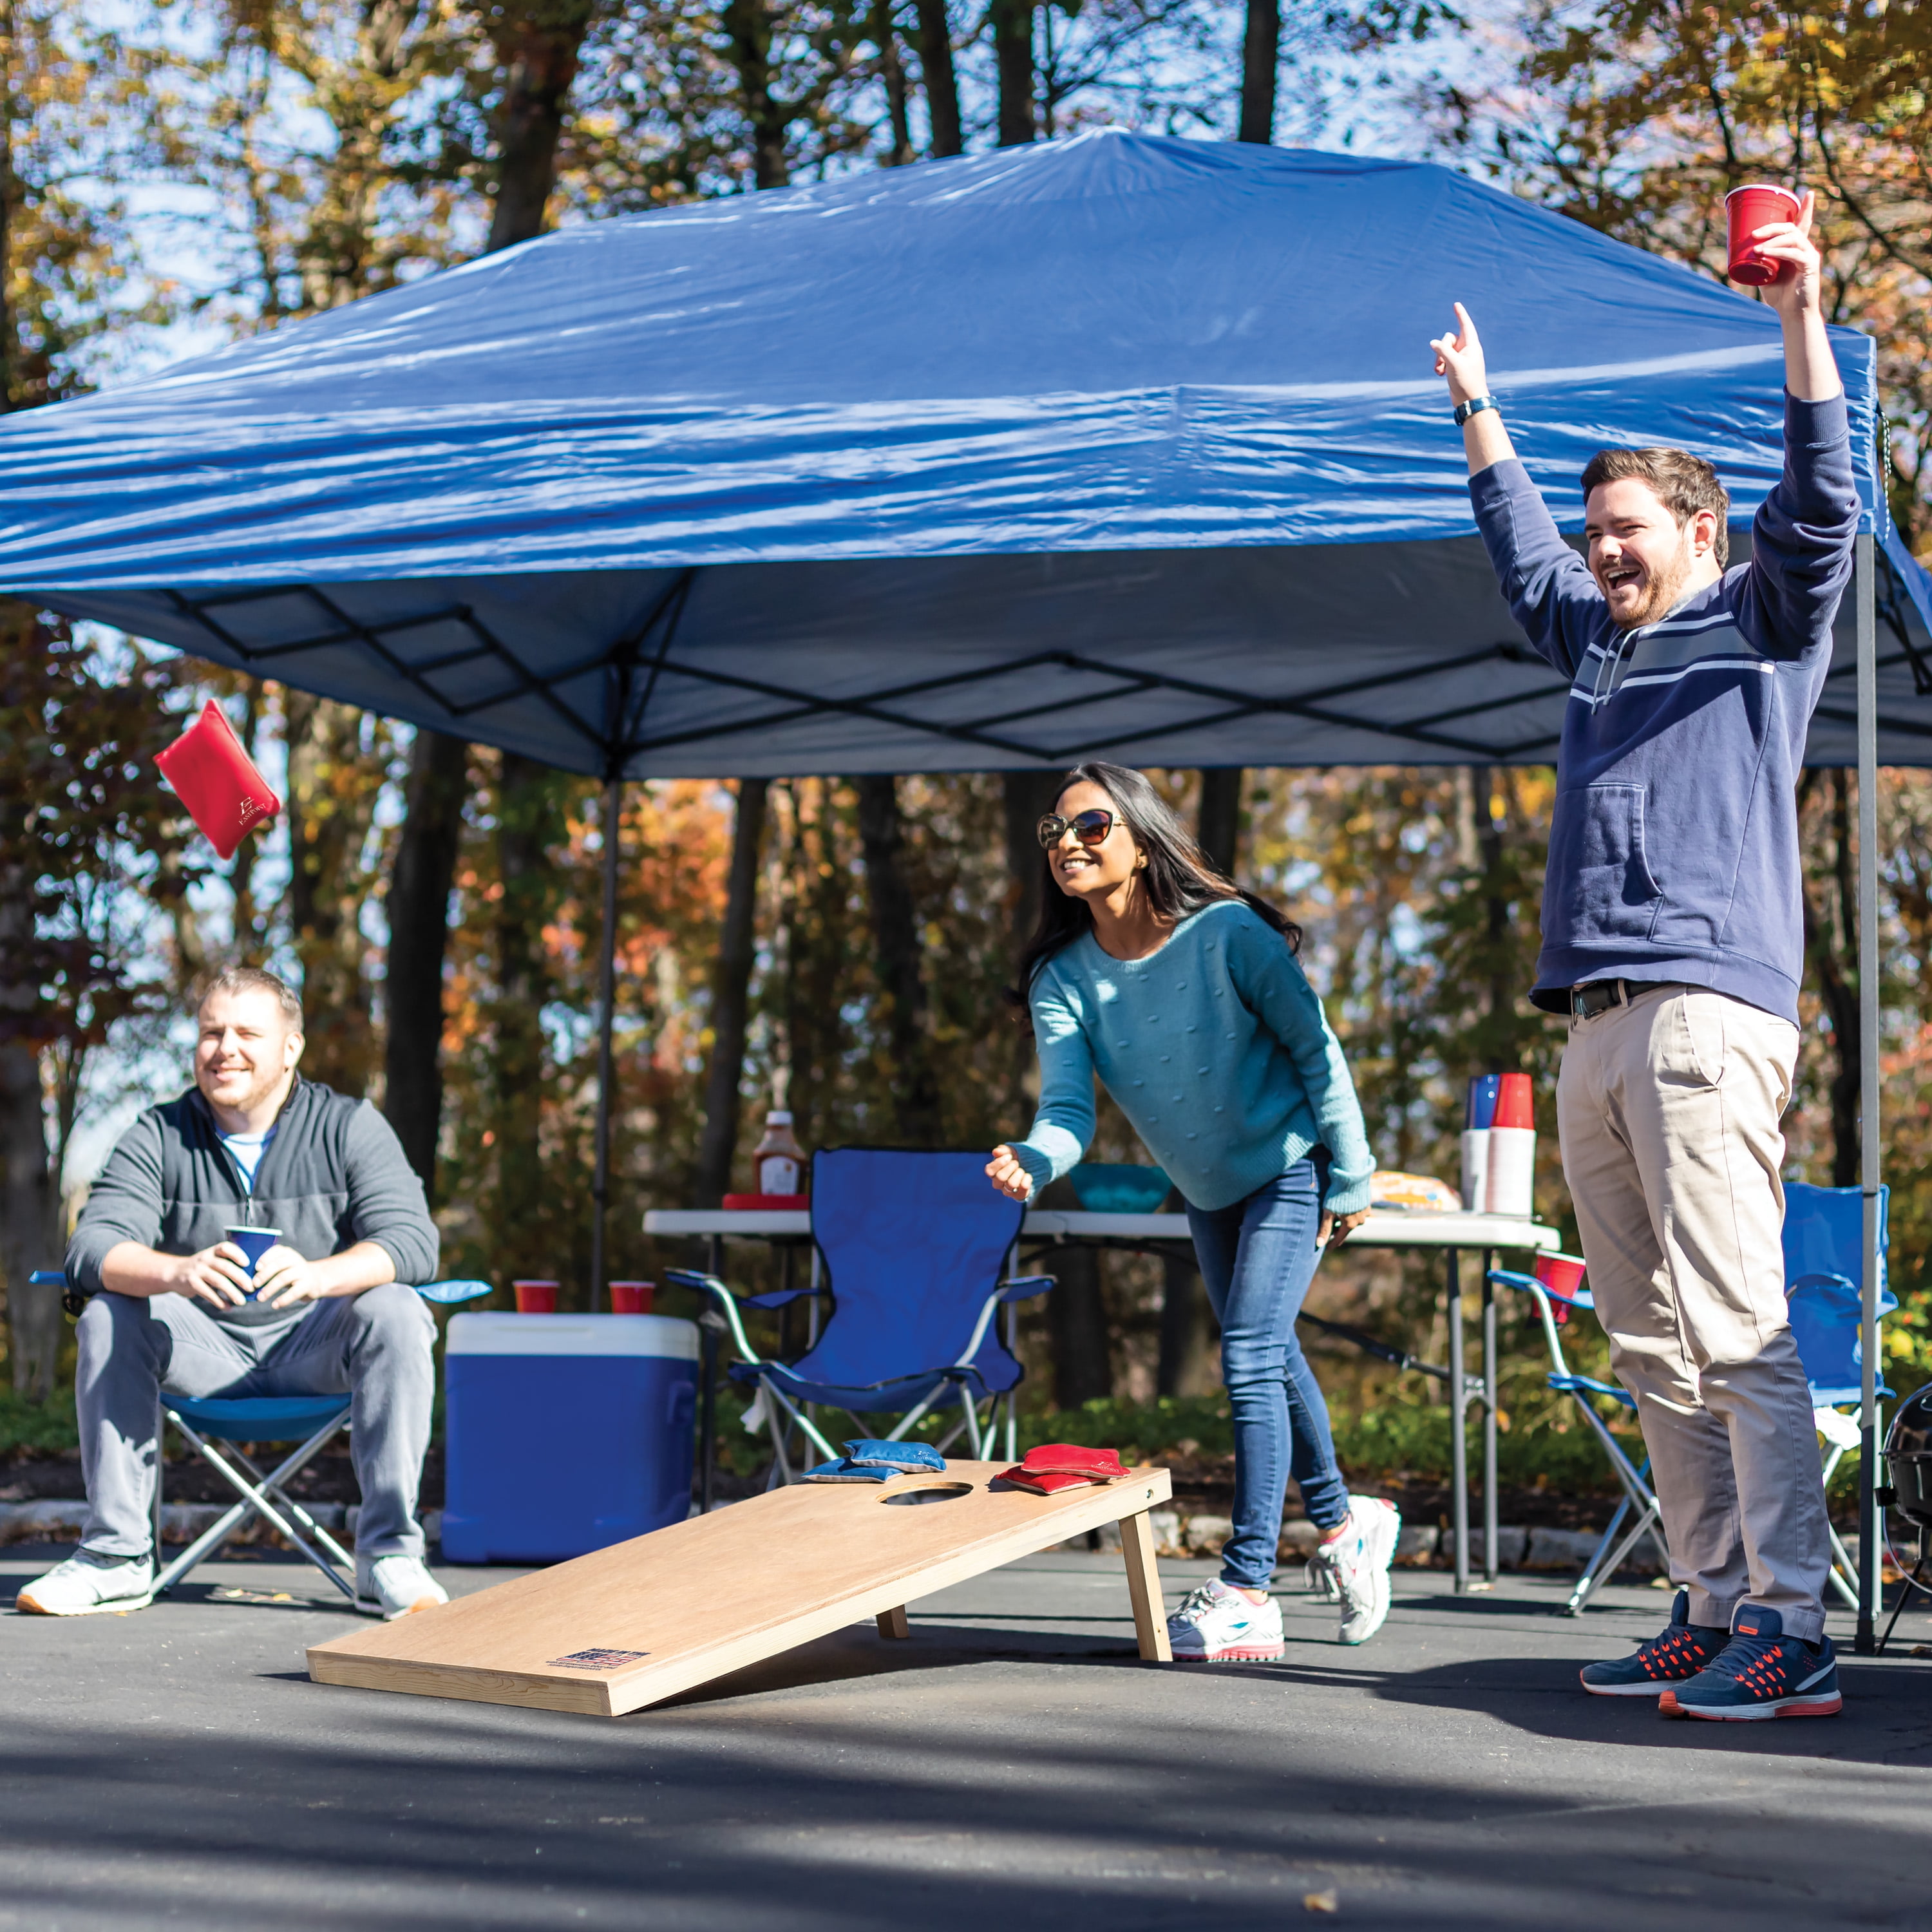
left=155, top=701, right=280, bottom=860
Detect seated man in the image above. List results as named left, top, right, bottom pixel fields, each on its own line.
left=19, top=966, right=446, bottom=1621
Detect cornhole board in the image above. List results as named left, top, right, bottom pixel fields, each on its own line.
left=307, top=1461, right=1175, bottom=1717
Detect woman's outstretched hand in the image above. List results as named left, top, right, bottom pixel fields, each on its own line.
left=986, top=1144, right=1034, bottom=1202
left=1319, top=1208, right=1371, bottom=1250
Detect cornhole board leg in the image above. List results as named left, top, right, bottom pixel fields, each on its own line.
left=1119, top=1508, right=1171, bottom=1662
left=308, top=1461, right=1173, bottom=1717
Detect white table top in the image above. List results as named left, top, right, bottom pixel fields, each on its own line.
left=643, top=1207, right=1560, bottom=1251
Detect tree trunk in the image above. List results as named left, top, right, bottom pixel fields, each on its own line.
left=0, top=843, right=57, bottom=1398
left=1197, top=768, right=1244, bottom=878
left=1236, top=0, right=1279, bottom=144
left=1157, top=1245, right=1211, bottom=1397
left=482, top=0, right=595, bottom=252
left=490, top=752, right=556, bottom=1271
left=1038, top=1176, right=1112, bottom=1406
left=1480, top=766, right=1511, bottom=1024
left=283, top=692, right=381, bottom=1096
left=914, top=0, right=963, bottom=155
left=856, top=774, right=942, bottom=1141
left=723, top=0, right=793, bottom=187
left=381, top=3, right=592, bottom=1183
left=383, top=730, right=468, bottom=1193
left=1801, top=769, right=1862, bottom=1186
left=875, top=0, right=914, bottom=164
left=990, top=0, right=1034, bottom=146
left=696, top=779, right=770, bottom=1204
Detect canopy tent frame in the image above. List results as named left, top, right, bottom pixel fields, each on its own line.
left=150, top=540, right=1902, bottom=1654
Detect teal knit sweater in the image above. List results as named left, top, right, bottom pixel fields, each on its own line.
left=1010, top=899, right=1375, bottom=1215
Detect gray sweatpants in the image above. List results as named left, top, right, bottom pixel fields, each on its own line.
left=75, top=1283, right=436, bottom=1563
left=1557, top=983, right=1830, bottom=1642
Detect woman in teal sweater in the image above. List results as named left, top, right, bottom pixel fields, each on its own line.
left=987, top=762, right=1399, bottom=1660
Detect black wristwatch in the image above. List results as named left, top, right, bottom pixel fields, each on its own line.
left=1454, top=395, right=1498, bottom=427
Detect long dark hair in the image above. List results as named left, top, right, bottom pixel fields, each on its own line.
left=1007, top=762, right=1302, bottom=1013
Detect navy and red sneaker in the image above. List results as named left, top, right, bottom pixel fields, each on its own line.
left=1579, top=1589, right=1730, bottom=1697
left=1660, top=1604, right=1841, bottom=1721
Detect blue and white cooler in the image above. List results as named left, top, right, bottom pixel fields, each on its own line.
left=441, top=1311, right=699, bottom=1564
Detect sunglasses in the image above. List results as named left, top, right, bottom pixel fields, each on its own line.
left=1037, top=808, right=1119, bottom=850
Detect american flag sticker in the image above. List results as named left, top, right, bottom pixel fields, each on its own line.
left=549, top=1648, right=649, bottom=1671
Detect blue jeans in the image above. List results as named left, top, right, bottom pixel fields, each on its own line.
left=1187, top=1159, right=1350, bottom=1589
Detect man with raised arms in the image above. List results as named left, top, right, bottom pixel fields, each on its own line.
left=1429, top=196, right=1857, bottom=1719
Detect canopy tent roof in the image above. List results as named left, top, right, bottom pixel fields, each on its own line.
left=2, top=129, right=1927, bottom=773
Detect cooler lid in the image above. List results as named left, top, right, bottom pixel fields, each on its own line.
left=446, top=1312, right=699, bottom=1360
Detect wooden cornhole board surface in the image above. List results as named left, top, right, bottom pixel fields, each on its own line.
left=308, top=1461, right=1175, bottom=1717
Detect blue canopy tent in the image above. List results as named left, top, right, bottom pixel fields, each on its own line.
left=1, top=130, right=1924, bottom=1640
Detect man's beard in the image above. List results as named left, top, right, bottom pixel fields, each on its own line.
left=1606, top=531, right=1695, bottom=631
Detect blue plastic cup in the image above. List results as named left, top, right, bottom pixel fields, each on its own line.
left=223, top=1225, right=283, bottom=1299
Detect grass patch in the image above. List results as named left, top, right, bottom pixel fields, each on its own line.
left=0, top=1390, right=80, bottom=1459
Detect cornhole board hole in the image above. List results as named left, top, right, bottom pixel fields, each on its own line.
left=307, top=1461, right=1174, bottom=1716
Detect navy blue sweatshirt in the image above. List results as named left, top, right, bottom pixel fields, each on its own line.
left=1470, top=393, right=1859, bottom=1025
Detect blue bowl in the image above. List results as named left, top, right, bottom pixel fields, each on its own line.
left=1068, top=1163, right=1173, bottom=1215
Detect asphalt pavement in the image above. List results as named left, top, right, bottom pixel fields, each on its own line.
left=4, top=1539, right=1930, bottom=1930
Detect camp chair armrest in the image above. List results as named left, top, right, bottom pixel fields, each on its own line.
left=1548, top=1370, right=1636, bottom=1409
left=996, top=1274, right=1055, bottom=1303
left=739, top=1285, right=819, bottom=1311
left=951, top=1276, right=1050, bottom=1369
left=663, top=1269, right=766, bottom=1365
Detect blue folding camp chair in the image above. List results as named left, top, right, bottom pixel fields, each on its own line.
left=666, top=1147, right=1055, bottom=1482
left=30, top=1270, right=489, bottom=1605
left=1782, top=1181, right=1896, bottom=1610
left=1488, top=1257, right=1669, bottom=1615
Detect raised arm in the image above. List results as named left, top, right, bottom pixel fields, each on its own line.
left=1733, top=191, right=1857, bottom=660
left=1756, top=191, right=1841, bottom=405
left=1430, top=302, right=1519, bottom=478
left=1428, top=301, right=1602, bottom=678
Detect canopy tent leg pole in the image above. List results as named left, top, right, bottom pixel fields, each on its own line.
left=1856, top=531, right=1881, bottom=1654
left=589, top=775, right=624, bottom=1314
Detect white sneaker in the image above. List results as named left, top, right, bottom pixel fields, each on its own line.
left=16, top=1549, right=155, bottom=1617
left=1309, top=1497, right=1401, bottom=1644
left=355, top=1554, right=448, bottom=1620
left=1166, top=1579, right=1285, bottom=1662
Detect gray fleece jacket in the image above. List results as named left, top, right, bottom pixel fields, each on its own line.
left=66, top=1077, right=439, bottom=1329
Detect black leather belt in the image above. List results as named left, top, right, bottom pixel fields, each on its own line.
left=1569, top=979, right=1634, bottom=1019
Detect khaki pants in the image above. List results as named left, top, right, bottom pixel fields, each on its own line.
left=1557, top=984, right=1830, bottom=1642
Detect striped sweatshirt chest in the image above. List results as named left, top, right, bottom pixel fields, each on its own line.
left=1571, top=607, right=1770, bottom=712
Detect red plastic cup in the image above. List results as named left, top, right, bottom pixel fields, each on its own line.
left=1725, top=184, right=1801, bottom=287
left=609, top=1280, right=654, bottom=1315
left=1493, top=1071, right=1535, bottom=1130
left=1535, top=1253, right=1587, bottom=1302
left=513, top=1279, right=559, bottom=1313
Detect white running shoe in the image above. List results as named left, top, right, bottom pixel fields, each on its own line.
left=1166, top=1579, right=1285, bottom=1662
left=1308, top=1497, right=1401, bottom=1645
left=355, top=1554, right=449, bottom=1620
left=16, top=1549, right=156, bottom=1617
